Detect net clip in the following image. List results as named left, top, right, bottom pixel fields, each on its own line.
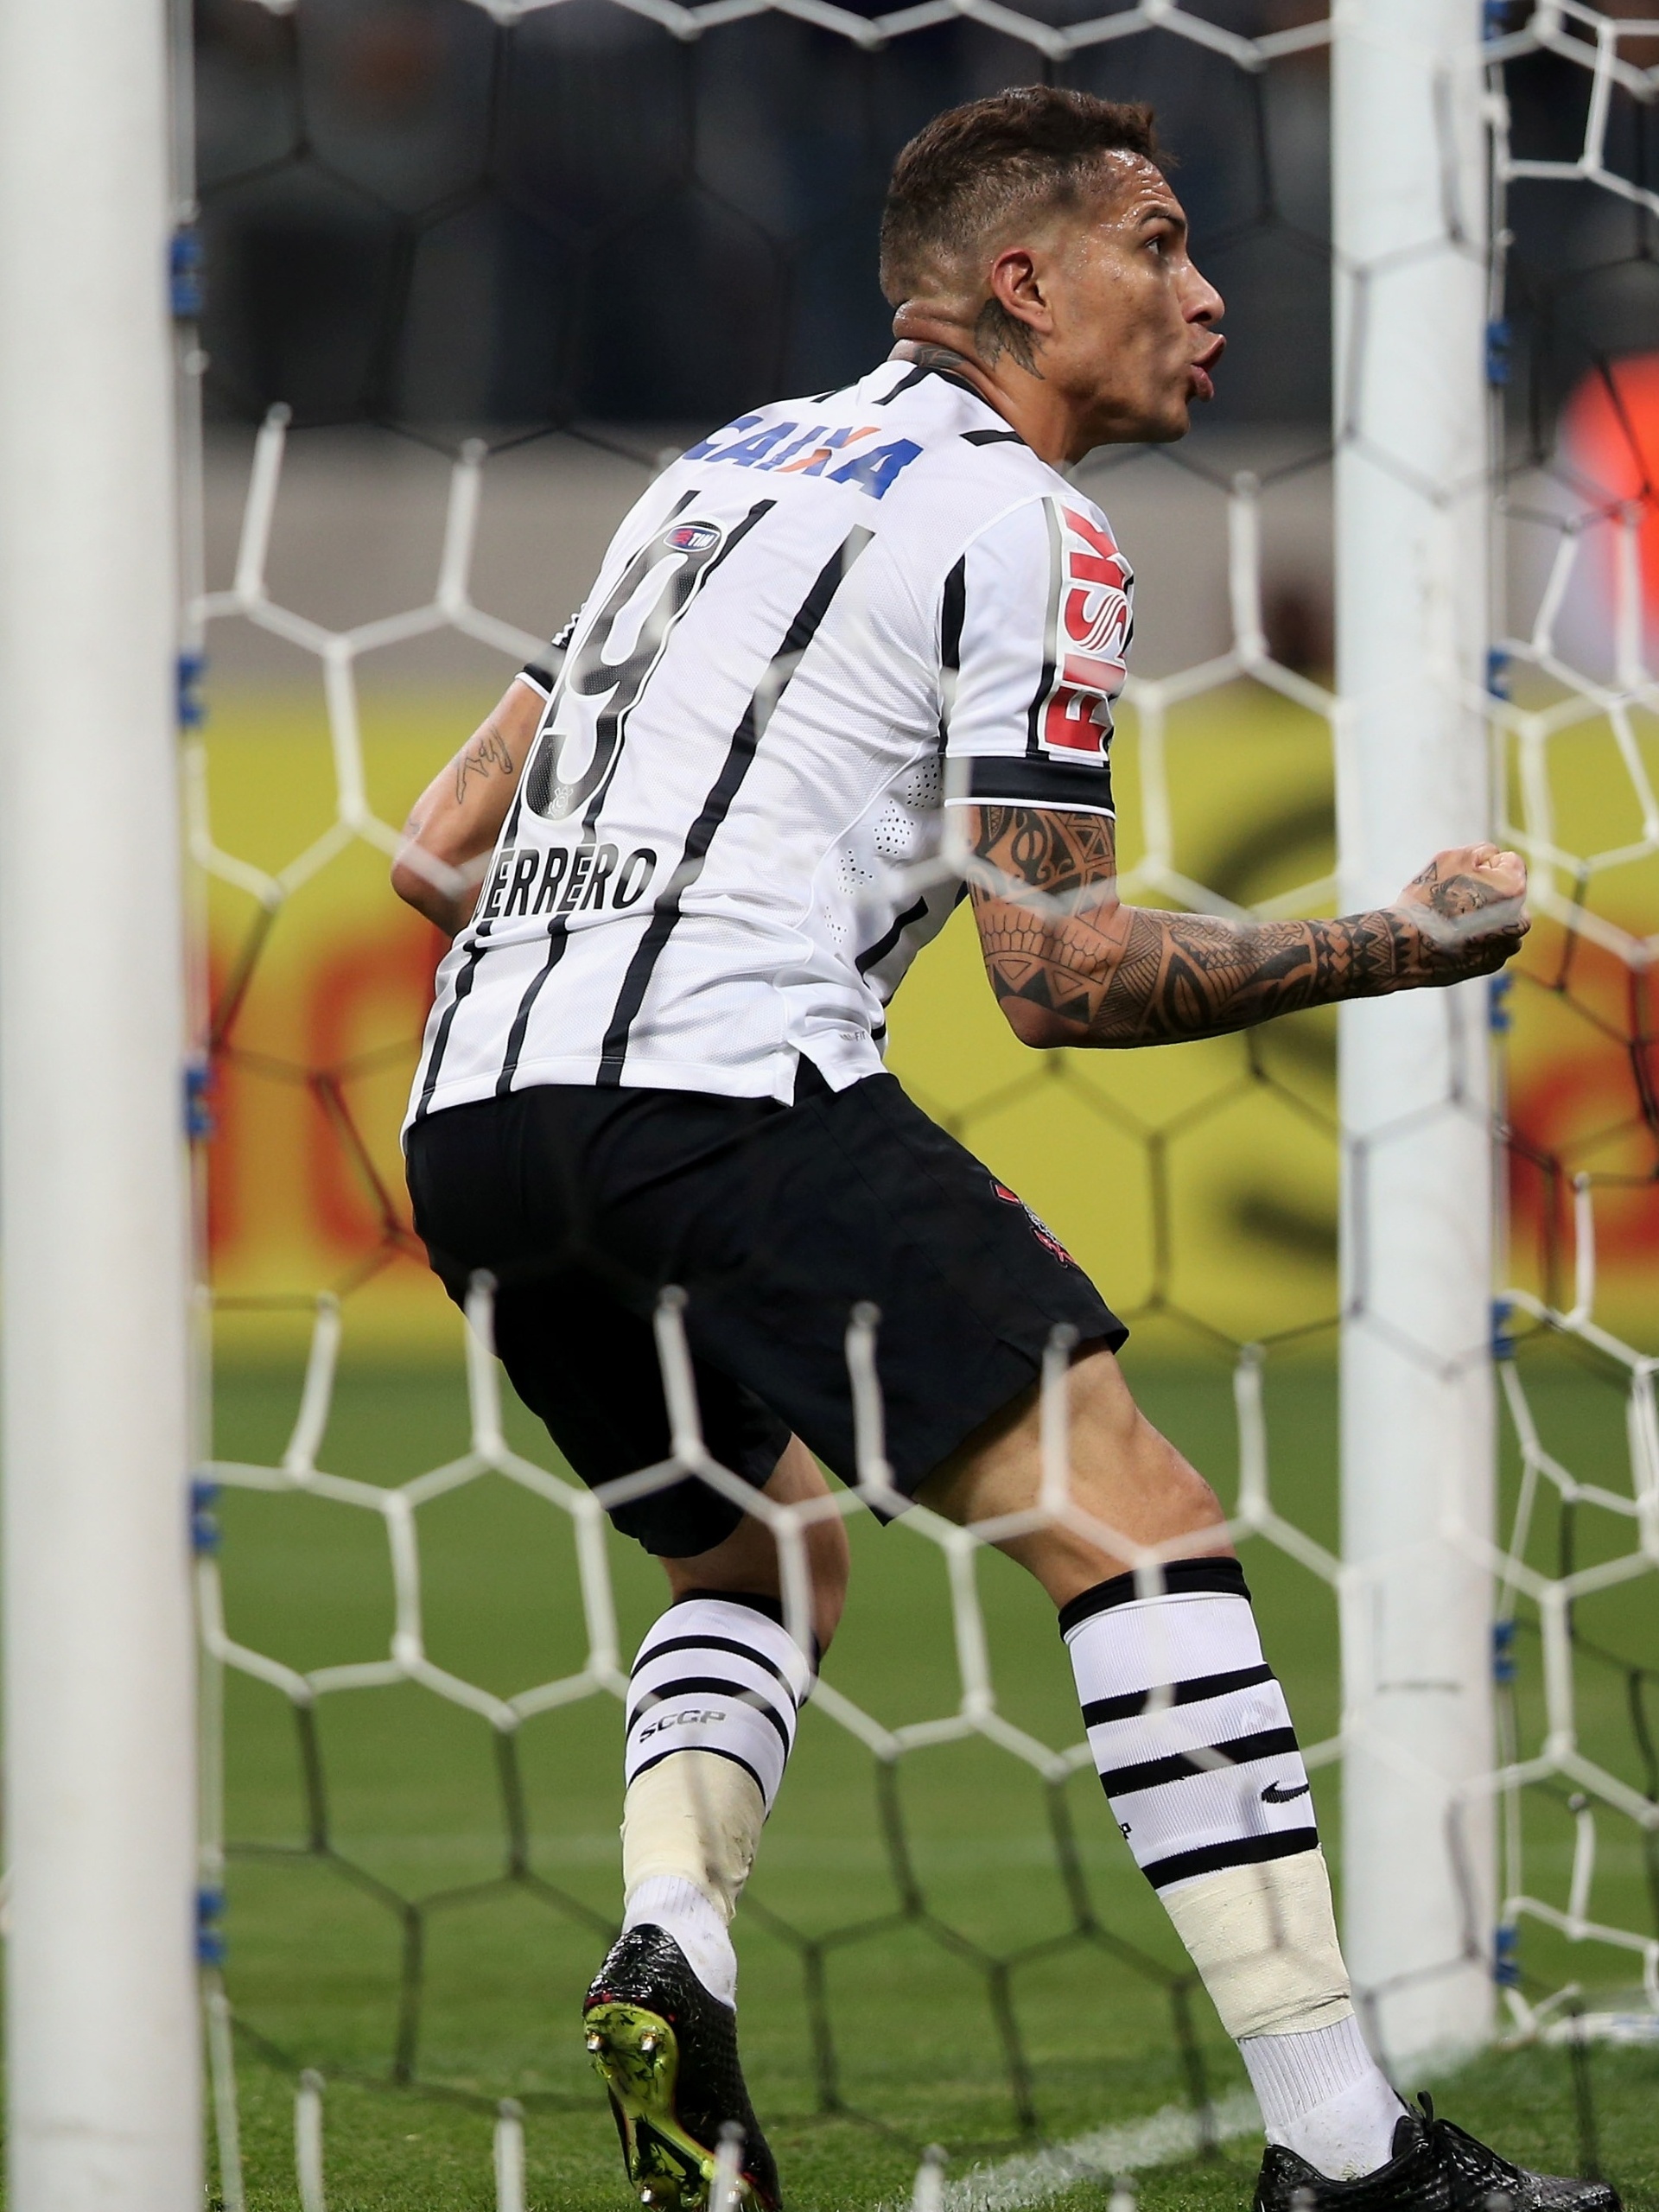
left=1494, top=1920, right=1520, bottom=1987
left=169, top=226, right=203, bottom=321
left=1491, top=1296, right=1516, bottom=1361
left=196, top=1884, right=226, bottom=1967
left=191, top=1476, right=222, bottom=1555
left=177, top=650, right=207, bottom=729
left=185, top=1059, right=217, bottom=1141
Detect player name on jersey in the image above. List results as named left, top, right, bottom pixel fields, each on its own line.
left=477, top=842, right=659, bottom=922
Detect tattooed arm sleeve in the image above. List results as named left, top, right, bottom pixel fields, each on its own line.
left=967, top=805, right=1529, bottom=1050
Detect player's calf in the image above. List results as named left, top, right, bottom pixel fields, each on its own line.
left=629, top=1443, right=843, bottom=2002
left=587, top=1596, right=810, bottom=2209
left=1060, top=1556, right=1615, bottom=2204
left=1061, top=1555, right=1406, bottom=2179
left=620, top=1592, right=812, bottom=2002
left=588, top=1446, right=838, bottom=2209
left=918, top=1357, right=1597, bottom=2195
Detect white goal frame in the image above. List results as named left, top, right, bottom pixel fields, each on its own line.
left=0, top=0, right=201, bottom=2207
left=1334, top=0, right=1497, bottom=2066
left=0, top=0, right=1502, bottom=2200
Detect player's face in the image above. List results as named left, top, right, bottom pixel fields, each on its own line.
left=1049, top=160, right=1224, bottom=450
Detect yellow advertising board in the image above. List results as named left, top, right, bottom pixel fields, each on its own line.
left=199, top=682, right=1656, bottom=1361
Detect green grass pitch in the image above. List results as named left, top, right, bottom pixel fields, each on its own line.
left=209, top=1352, right=1659, bottom=2210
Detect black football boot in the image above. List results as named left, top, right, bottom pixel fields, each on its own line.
left=1254, top=2107, right=1449, bottom=2212
left=1419, top=2092, right=1620, bottom=2212
left=583, top=1923, right=782, bottom=2211
left=1255, top=2099, right=1621, bottom=2212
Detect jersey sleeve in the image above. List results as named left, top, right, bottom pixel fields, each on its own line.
left=939, top=492, right=1131, bottom=817
left=515, top=607, right=582, bottom=700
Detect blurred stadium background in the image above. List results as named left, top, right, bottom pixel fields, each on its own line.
left=180, top=3, right=1659, bottom=2208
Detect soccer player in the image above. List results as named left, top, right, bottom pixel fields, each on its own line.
left=393, top=86, right=1611, bottom=2212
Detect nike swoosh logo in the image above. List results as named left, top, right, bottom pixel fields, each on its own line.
left=1261, top=1779, right=1312, bottom=1804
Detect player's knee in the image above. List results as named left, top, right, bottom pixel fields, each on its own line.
left=1066, top=1347, right=1141, bottom=1449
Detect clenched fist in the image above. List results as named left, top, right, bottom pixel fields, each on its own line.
left=1391, top=843, right=1529, bottom=984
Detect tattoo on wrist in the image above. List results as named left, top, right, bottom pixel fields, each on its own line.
left=454, top=718, right=515, bottom=804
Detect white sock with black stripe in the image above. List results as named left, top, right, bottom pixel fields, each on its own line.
left=620, top=1592, right=815, bottom=2006
left=1063, top=1560, right=1402, bottom=2179
left=1062, top=1560, right=1317, bottom=1891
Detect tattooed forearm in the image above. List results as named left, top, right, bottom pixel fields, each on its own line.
left=976, top=898, right=1414, bottom=1045
left=968, top=805, right=1527, bottom=1049
left=454, top=716, right=516, bottom=804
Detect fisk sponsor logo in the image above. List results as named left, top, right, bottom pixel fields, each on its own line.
left=1038, top=505, right=1134, bottom=765
left=682, top=413, right=924, bottom=501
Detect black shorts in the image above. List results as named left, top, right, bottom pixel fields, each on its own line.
left=404, top=1066, right=1124, bottom=1558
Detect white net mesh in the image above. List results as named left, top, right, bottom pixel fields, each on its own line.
left=180, top=3, right=1658, bottom=2203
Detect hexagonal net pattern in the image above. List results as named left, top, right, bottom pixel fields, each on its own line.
left=180, top=3, right=1657, bottom=2204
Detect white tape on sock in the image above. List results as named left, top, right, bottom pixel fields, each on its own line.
left=621, top=1747, right=767, bottom=1922
left=1160, top=1848, right=1352, bottom=2040
left=621, top=1753, right=768, bottom=2007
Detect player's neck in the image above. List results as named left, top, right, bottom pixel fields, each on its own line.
left=886, top=336, right=1077, bottom=467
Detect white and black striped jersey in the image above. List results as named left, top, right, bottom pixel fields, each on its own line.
left=406, top=358, right=1134, bottom=1126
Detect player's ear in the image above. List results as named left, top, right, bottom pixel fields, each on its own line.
left=984, top=245, right=1052, bottom=335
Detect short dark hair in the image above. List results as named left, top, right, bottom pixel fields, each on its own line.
left=879, top=86, right=1166, bottom=305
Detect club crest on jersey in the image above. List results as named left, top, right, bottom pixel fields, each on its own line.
left=1035, top=504, right=1134, bottom=767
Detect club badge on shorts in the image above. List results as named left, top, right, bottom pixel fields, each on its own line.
left=988, top=1176, right=1076, bottom=1267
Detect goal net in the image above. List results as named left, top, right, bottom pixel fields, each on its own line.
left=169, top=2, right=1659, bottom=2205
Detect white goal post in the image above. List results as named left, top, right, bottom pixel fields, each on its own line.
left=0, top=0, right=201, bottom=2207
left=0, top=0, right=1508, bottom=2196
left=1334, top=0, right=1497, bottom=2068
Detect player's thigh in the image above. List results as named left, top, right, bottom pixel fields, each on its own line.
left=917, top=1344, right=1229, bottom=1595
